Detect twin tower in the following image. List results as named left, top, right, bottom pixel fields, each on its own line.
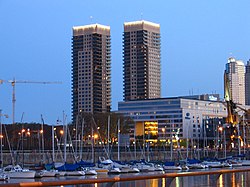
left=71, top=20, right=161, bottom=120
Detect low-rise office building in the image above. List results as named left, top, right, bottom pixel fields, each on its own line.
left=118, top=95, right=227, bottom=146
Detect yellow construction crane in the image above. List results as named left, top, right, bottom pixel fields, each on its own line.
left=224, top=72, right=250, bottom=125
left=224, top=72, right=238, bottom=125
left=0, top=78, right=62, bottom=125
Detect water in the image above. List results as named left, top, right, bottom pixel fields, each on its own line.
left=1, top=170, right=250, bottom=187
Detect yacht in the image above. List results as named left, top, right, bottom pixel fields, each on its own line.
left=3, top=165, right=36, bottom=178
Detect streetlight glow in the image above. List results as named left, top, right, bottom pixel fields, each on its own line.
left=60, top=130, right=64, bottom=135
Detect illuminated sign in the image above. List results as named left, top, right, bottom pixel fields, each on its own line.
left=209, top=95, right=218, bottom=101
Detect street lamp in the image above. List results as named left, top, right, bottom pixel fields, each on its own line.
left=93, top=134, right=98, bottom=144
left=162, top=127, right=165, bottom=140
left=60, top=130, right=64, bottom=135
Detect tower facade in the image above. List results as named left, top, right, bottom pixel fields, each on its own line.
left=72, top=24, right=111, bottom=122
left=123, top=20, right=161, bottom=101
left=246, top=60, right=250, bottom=105
left=225, top=57, right=245, bottom=105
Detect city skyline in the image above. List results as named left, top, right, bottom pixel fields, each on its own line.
left=0, top=1, right=250, bottom=124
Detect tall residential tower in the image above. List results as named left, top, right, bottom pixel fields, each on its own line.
left=246, top=60, right=250, bottom=105
left=123, top=20, right=161, bottom=101
left=71, top=24, right=111, bottom=122
left=225, top=57, right=245, bottom=105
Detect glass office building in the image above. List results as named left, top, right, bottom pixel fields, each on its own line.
left=118, top=95, right=227, bottom=144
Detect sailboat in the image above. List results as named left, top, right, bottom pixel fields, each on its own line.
left=163, top=161, right=182, bottom=170
left=1, top=112, right=35, bottom=179
left=3, top=164, right=36, bottom=178
left=114, top=120, right=139, bottom=173
left=186, top=158, right=206, bottom=169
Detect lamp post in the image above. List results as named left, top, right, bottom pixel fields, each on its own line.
left=21, top=128, right=25, bottom=168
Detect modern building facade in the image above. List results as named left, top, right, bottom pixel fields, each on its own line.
left=225, top=57, right=245, bottom=105
left=123, top=20, right=161, bottom=101
left=246, top=60, right=250, bottom=105
left=71, top=24, right=111, bottom=122
left=118, top=95, right=227, bottom=144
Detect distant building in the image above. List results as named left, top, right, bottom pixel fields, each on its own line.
left=225, top=57, right=245, bottom=105
left=71, top=24, right=111, bottom=122
left=123, top=20, right=161, bottom=101
left=182, top=94, right=220, bottom=101
left=246, top=60, right=250, bottom=105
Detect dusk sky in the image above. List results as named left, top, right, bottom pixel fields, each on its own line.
left=0, top=0, right=250, bottom=125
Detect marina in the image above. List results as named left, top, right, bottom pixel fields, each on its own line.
left=2, top=167, right=250, bottom=186
left=1, top=1, right=250, bottom=187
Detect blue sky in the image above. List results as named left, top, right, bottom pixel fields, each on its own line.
left=0, top=0, right=250, bottom=125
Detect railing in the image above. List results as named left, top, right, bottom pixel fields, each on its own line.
left=3, top=168, right=250, bottom=187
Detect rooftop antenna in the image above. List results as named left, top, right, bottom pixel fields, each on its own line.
left=140, top=12, right=143, bottom=20
left=90, top=16, right=93, bottom=24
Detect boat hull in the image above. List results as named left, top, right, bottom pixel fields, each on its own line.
left=7, top=171, right=36, bottom=179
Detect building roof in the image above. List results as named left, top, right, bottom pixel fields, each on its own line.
left=124, top=20, right=160, bottom=33
left=73, top=23, right=110, bottom=36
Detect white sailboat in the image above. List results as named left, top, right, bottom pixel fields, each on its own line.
left=3, top=165, right=36, bottom=178
left=83, top=168, right=97, bottom=175
left=202, top=161, right=223, bottom=168
left=98, top=157, right=121, bottom=174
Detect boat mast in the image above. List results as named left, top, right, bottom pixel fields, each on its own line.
left=80, top=118, right=84, bottom=160
left=91, top=127, right=94, bottom=163
left=117, top=119, right=120, bottom=161
left=0, top=110, right=4, bottom=168
left=41, top=115, right=45, bottom=164
left=75, top=115, right=78, bottom=160
left=107, top=115, right=110, bottom=157
left=63, top=111, right=67, bottom=163
left=243, top=114, right=246, bottom=155
left=21, top=112, right=24, bottom=168
left=223, top=124, right=227, bottom=158
left=170, top=123, right=173, bottom=161
left=52, top=124, right=55, bottom=162
left=237, top=123, right=241, bottom=156
left=134, top=121, right=136, bottom=160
